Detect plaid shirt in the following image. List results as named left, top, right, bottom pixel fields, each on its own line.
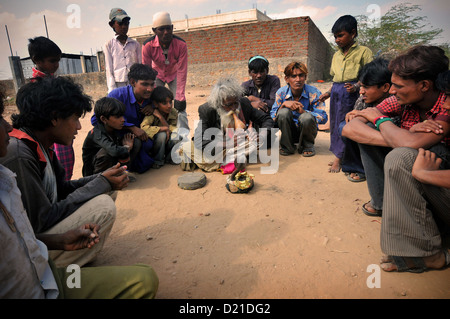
left=376, top=93, right=450, bottom=146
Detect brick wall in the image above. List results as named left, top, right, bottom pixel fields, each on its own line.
left=3, top=17, right=333, bottom=99
left=137, top=16, right=333, bottom=86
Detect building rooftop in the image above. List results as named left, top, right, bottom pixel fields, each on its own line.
left=128, top=9, right=272, bottom=38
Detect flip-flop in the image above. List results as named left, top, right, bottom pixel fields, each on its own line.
left=279, top=149, right=293, bottom=156
left=301, top=148, right=315, bottom=157
left=381, top=251, right=450, bottom=273
left=362, top=201, right=382, bottom=217
left=347, top=172, right=366, bottom=182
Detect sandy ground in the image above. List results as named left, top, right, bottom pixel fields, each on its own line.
left=5, top=82, right=450, bottom=299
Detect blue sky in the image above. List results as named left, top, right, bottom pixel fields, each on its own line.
left=1, top=0, right=449, bottom=80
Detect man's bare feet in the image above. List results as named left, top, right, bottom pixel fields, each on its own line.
left=328, top=157, right=341, bottom=173
left=380, top=250, right=450, bottom=273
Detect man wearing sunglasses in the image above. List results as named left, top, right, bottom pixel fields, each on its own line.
left=142, top=12, right=190, bottom=137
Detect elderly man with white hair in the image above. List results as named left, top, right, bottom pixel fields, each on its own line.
left=180, top=77, right=274, bottom=172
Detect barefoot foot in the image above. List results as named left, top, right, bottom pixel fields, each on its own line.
left=328, top=157, right=341, bottom=173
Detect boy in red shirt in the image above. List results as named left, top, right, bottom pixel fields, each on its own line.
left=28, top=37, right=74, bottom=181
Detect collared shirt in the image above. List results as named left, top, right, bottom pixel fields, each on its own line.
left=0, top=165, right=58, bottom=299
left=270, top=84, right=328, bottom=125
left=241, top=74, right=281, bottom=112
left=142, top=35, right=188, bottom=101
left=354, top=94, right=401, bottom=127
left=141, top=108, right=178, bottom=139
left=377, top=93, right=450, bottom=146
left=103, top=36, right=142, bottom=93
left=330, top=43, right=373, bottom=83
left=91, top=85, right=152, bottom=127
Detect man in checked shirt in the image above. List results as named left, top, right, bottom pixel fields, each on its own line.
left=342, top=46, right=450, bottom=274
left=343, top=45, right=450, bottom=218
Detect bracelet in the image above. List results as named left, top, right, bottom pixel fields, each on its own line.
left=373, top=116, right=389, bottom=126
left=375, top=117, right=393, bottom=130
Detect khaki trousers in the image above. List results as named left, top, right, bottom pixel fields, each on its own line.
left=52, top=262, right=159, bottom=299
left=43, top=194, right=116, bottom=267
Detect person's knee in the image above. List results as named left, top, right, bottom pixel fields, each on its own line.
left=93, top=149, right=115, bottom=174
left=154, top=132, right=167, bottom=146
left=91, top=194, right=117, bottom=223
left=276, top=108, right=292, bottom=122
left=298, top=112, right=316, bottom=127
left=384, top=147, right=417, bottom=174
left=133, top=264, right=159, bottom=299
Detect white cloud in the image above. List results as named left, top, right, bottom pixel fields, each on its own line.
left=132, top=0, right=209, bottom=9
left=268, top=5, right=337, bottom=21
left=0, top=8, right=111, bottom=79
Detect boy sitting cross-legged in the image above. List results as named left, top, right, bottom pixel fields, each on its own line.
left=82, top=97, right=138, bottom=180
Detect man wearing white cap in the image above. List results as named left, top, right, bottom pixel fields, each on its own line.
left=142, top=12, right=189, bottom=137
left=104, top=8, right=141, bottom=93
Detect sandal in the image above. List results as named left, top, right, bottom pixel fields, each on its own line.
left=347, top=172, right=366, bottom=182
left=381, top=251, right=450, bottom=273
left=301, top=148, right=315, bottom=157
left=362, top=201, right=382, bottom=217
left=279, top=149, right=293, bottom=156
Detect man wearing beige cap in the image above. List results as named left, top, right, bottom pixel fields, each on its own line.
left=142, top=12, right=189, bottom=137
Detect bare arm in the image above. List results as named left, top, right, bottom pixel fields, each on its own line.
left=379, top=120, right=450, bottom=149
left=358, top=107, right=450, bottom=149
left=318, top=91, right=331, bottom=103
left=412, top=148, right=450, bottom=188
left=342, top=116, right=390, bottom=147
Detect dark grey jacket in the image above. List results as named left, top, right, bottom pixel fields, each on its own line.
left=194, top=97, right=274, bottom=151
left=82, top=123, right=129, bottom=177
left=0, top=129, right=112, bottom=233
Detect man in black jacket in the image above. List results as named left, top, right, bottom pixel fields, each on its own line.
left=180, top=77, right=275, bottom=172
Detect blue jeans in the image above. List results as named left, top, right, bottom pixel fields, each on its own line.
left=152, top=131, right=182, bottom=165
left=339, top=120, right=365, bottom=175
left=358, top=142, right=391, bottom=210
